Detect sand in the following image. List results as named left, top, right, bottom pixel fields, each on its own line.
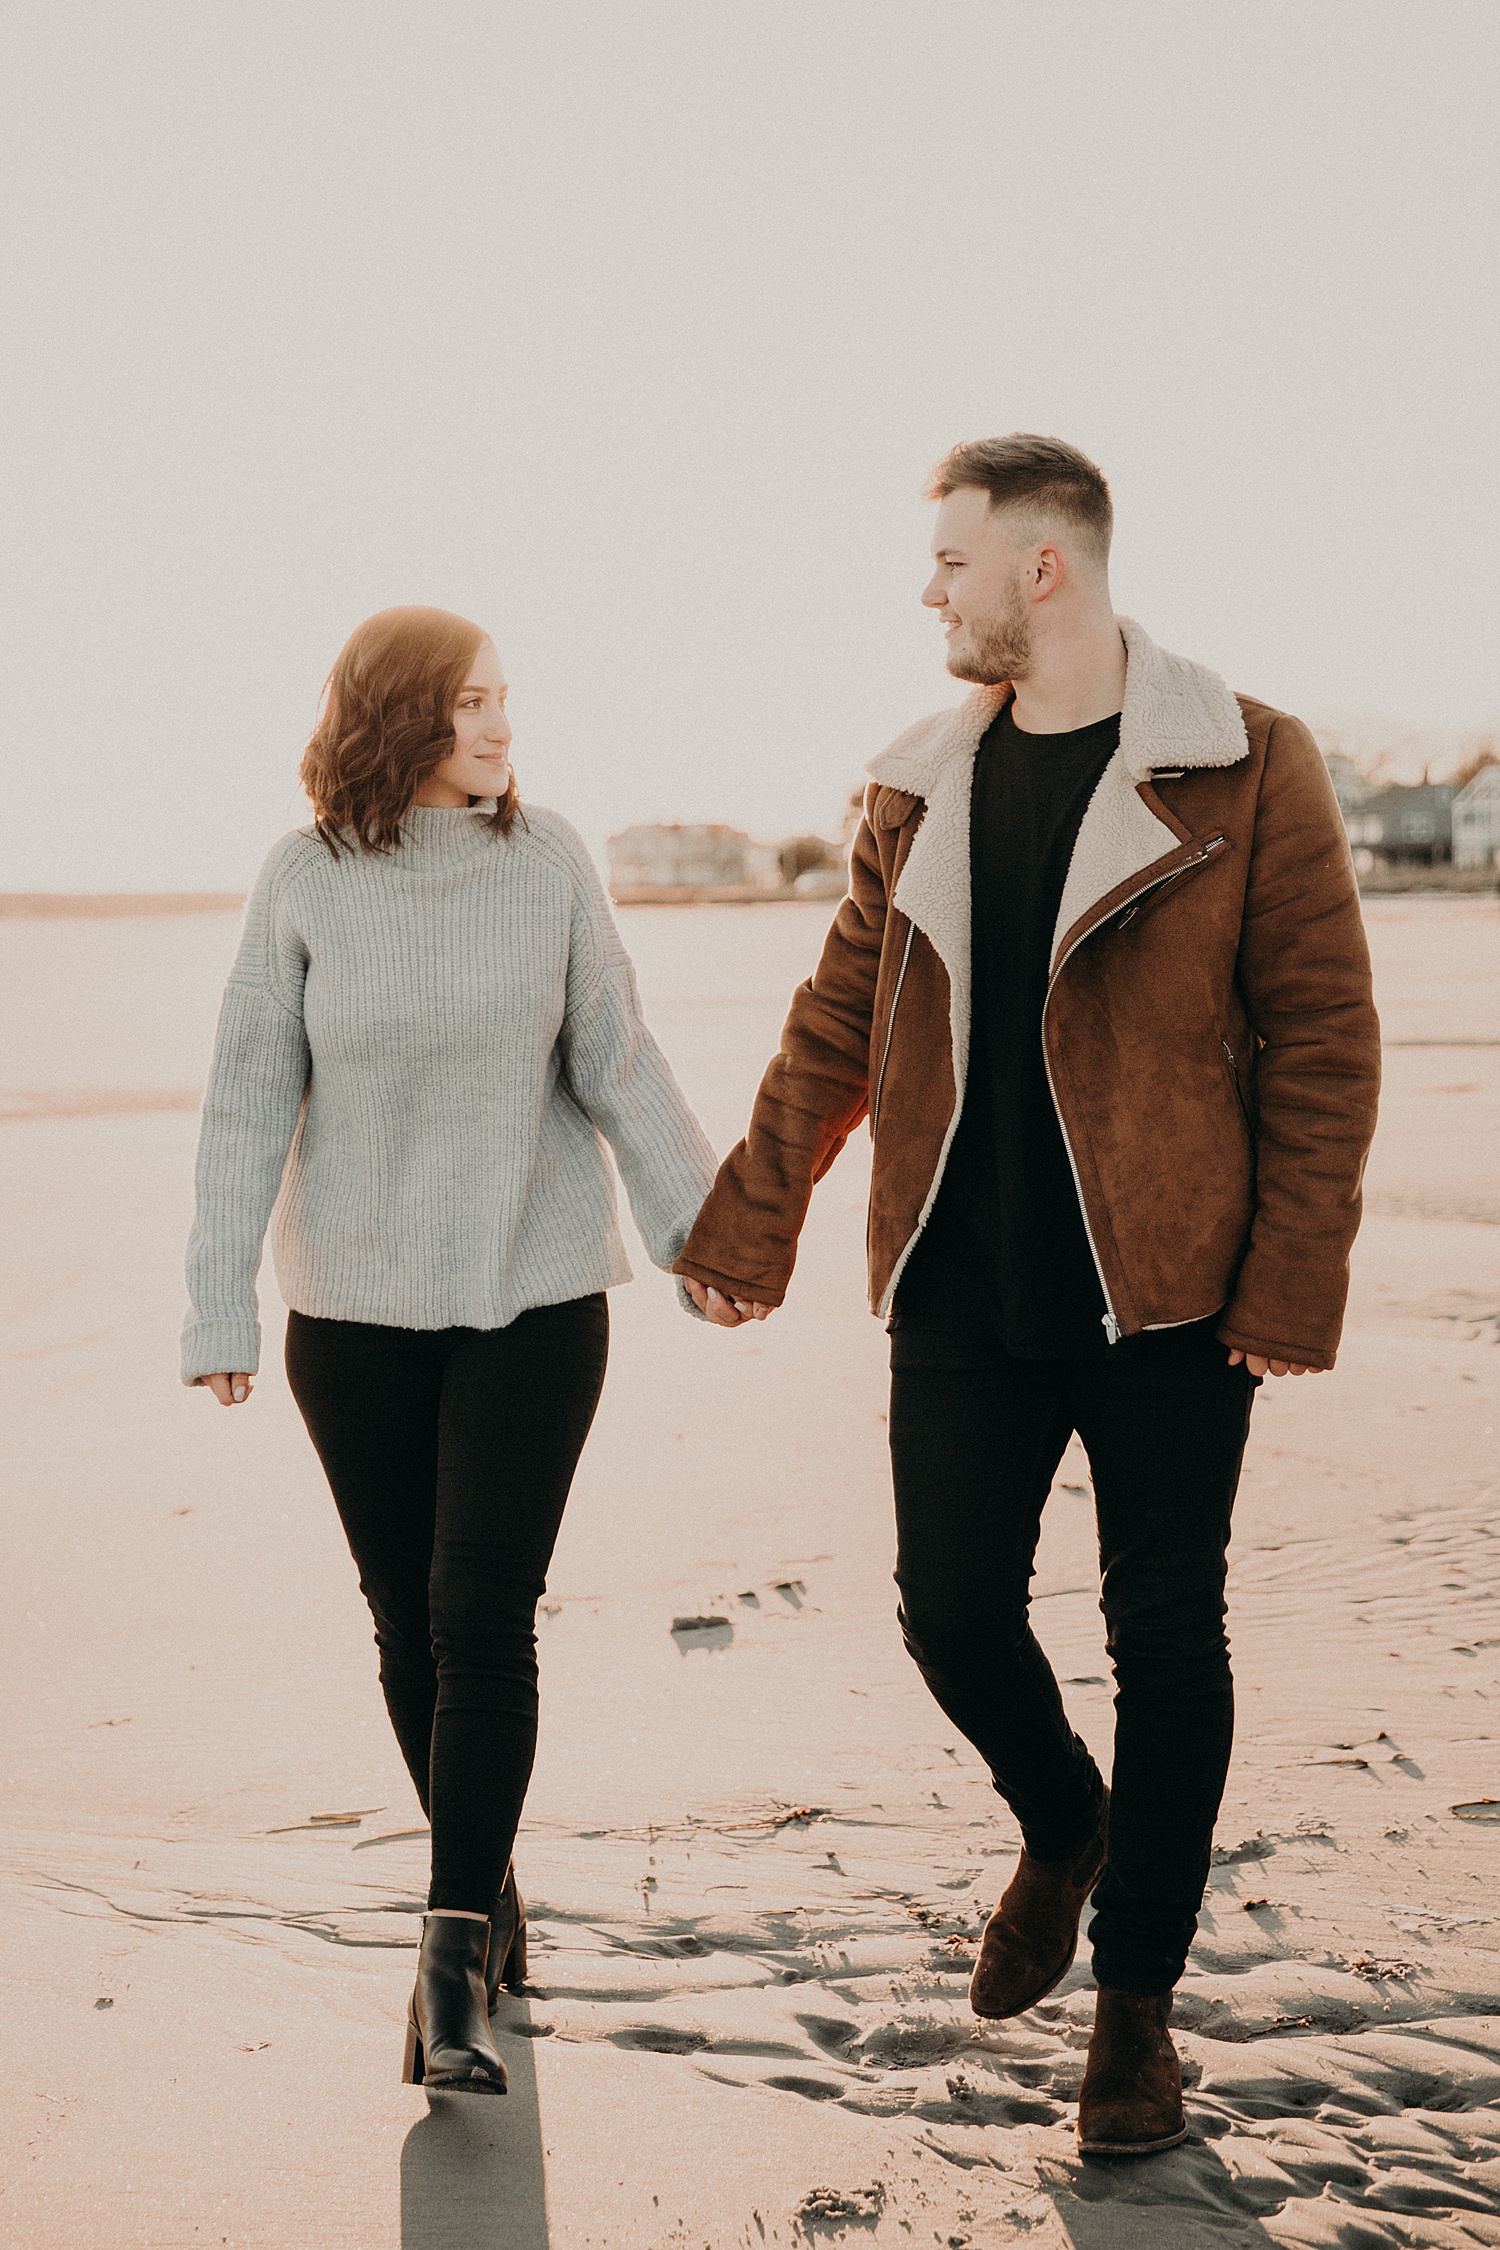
left=1, top=894, right=1497, bottom=2249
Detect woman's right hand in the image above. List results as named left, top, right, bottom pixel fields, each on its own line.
left=196, top=1373, right=255, bottom=1406
left=682, top=1279, right=775, bottom=1327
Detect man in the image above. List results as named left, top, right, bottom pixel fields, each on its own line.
left=676, top=434, right=1380, bottom=2157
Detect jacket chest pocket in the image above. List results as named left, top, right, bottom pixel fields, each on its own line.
left=1112, top=835, right=1228, bottom=934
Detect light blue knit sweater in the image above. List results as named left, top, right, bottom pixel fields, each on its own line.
left=181, top=801, right=718, bottom=1383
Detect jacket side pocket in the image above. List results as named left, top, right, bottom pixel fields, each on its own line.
left=1221, top=1037, right=1254, bottom=1132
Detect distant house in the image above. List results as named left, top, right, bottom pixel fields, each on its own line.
left=1323, top=752, right=1375, bottom=819
left=606, top=822, right=842, bottom=903
left=1342, top=782, right=1455, bottom=867
left=606, top=823, right=769, bottom=892
left=1453, top=766, right=1500, bottom=871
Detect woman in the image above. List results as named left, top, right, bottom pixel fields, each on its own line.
left=182, top=606, right=716, bottom=2094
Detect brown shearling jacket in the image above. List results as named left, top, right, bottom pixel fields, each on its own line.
left=674, top=619, right=1381, bottom=1370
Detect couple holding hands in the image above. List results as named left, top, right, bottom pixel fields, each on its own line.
left=182, top=435, right=1379, bottom=2156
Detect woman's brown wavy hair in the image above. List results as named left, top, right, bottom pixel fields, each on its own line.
left=300, top=606, right=521, bottom=855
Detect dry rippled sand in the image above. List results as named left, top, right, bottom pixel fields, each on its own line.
left=2, top=896, right=1497, bottom=2247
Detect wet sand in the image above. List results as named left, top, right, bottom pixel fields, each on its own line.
left=2, top=896, right=1498, bottom=2248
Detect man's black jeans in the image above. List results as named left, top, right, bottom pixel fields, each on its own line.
left=888, top=1313, right=1258, bottom=1994
left=285, top=1296, right=609, bottom=1914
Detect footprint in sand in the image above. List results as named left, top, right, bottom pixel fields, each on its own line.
left=670, top=1615, right=734, bottom=1656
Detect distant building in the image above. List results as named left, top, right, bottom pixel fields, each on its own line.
left=1342, top=782, right=1455, bottom=867
left=607, top=823, right=760, bottom=890
left=606, top=822, right=843, bottom=903
left=1453, top=766, right=1500, bottom=871
left=1323, top=752, right=1376, bottom=818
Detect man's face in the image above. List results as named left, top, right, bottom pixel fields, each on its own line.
left=922, top=487, right=1033, bottom=684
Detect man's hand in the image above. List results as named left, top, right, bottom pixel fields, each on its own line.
left=196, top=1372, right=255, bottom=1405
left=683, top=1278, right=775, bottom=1328
left=1226, top=1349, right=1320, bottom=1379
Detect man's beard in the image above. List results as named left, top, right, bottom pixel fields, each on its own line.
left=946, top=575, right=1032, bottom=685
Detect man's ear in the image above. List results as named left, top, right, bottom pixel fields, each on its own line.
left=1031, top=544, right=1063, bottom=600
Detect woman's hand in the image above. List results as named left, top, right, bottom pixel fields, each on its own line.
left=196, top=1373, right=255, bottom=1405
left=682, top=1279, right=775, bottom=1327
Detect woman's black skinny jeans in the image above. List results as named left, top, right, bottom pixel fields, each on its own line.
left=285, top=1296, right=608, bottom=1913
left=888, top=1313, right=1257, bottom=1994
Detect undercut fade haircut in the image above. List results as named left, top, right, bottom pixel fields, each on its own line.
left=926, top=434, right=1113, bottom=566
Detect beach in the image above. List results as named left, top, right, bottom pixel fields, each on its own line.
left=1, top=893, right=1498, bottom=2249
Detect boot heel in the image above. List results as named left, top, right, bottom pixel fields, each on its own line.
left=502, top=1916, right=528, bottom=1990
left=402, top=2017, right=425, bottom=2086
left=487, top=1867, right=529, bottom=2009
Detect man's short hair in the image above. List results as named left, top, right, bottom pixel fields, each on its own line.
left=926, top=434, right=1113, bottom=565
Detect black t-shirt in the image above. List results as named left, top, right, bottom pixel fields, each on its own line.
left=895, top=698, right=1121, bottom=1356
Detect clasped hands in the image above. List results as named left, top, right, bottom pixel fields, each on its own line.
left=681, top=1278, right=774, bottom=1326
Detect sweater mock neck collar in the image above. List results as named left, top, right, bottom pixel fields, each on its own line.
left=388, top=799, right=501, bottom=872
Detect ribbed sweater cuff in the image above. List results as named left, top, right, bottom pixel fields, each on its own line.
left=182, top=1316, right=262, bottom=1387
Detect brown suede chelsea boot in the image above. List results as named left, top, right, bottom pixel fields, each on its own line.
left=1077, top=1986, right=1187, bottom=2156
left=969, top=1793, right=1109, bottom=2020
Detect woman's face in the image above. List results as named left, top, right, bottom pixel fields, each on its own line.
left=412, top=639, right=513, bottom=806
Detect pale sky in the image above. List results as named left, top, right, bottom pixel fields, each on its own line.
left=3, top=0, right=1497, bottom=891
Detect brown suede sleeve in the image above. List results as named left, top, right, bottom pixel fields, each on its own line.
left=1216, top=714, right=1381, bottom=1369
left=673, top=808, right=888, bottom=1303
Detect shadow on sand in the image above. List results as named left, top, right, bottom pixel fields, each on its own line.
left=400, top=2000, right=549, bottom=2249
left=1033, top=2130, right=1293, bottom=2247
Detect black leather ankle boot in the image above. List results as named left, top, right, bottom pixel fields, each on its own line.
left=485, top=1862, right=529, bottom=2015
left=403, top=1913, right=508, bottom=2094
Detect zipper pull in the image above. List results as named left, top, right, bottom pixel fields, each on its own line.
left=1102, top=1312, right=1120, bottom=1345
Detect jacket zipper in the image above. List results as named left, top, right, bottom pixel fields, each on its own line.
left=1042, top=835, right=1227, bottom=1345
left=871, top=921, right=916, bottom=1134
